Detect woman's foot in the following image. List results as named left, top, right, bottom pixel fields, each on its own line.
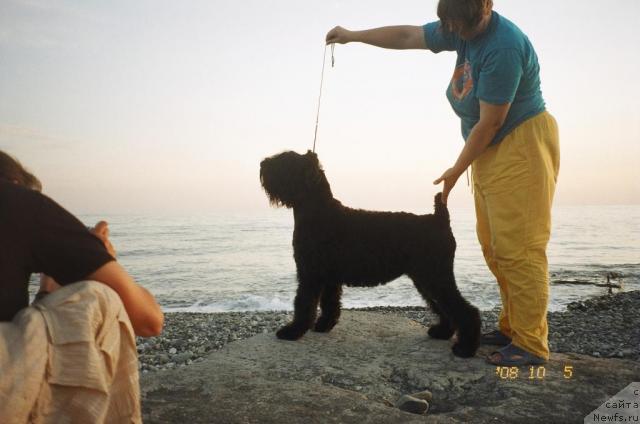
left=481, top=329, right=512, bottom=346
left=486, top=343, right=546, bottom=366
left=37, top=273, right=61, bottom=298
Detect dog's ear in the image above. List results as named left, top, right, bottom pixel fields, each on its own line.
left=302, top=150, right=322, bottom=185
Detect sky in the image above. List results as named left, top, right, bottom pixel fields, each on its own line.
left=1, top=0, right=639, bottom=215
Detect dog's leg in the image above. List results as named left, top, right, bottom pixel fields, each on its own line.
left=314, top=284, right=342, bottom=332
left=410, top=268, right=481, bottom=358
left=410, top=278, right=456, bottom=340
left=276, top=281, right=322, bottom=341
left=425, top=298, right=455, bottom=340
left=431, top=284, right=481, bottom=358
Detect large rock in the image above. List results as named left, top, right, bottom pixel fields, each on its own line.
left=141, top=311, right=640, bottom=423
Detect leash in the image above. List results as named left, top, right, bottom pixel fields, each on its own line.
left=312, top=43, right=335, bottom=153
left=309, top=43, right=471, bottom=197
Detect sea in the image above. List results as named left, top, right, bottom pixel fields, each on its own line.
left=52, top=205, right=639, bottom=313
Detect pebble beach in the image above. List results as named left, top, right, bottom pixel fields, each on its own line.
left=136, top=290, right=640, bottom=373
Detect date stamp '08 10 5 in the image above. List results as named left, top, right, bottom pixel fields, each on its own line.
left=495, top=364, right=575, bottom=380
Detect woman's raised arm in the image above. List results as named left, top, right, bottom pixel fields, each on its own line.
left=326, top=25, right=427, bottom=50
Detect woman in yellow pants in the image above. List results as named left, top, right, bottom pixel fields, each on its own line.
left=472, top=112, right=559, bottom=364
left=327, top=0, right=559, bottom=365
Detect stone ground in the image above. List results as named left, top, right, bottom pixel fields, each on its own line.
left=136, top=291, right=640, bottom=373
left=140, top=310, right=640, bottom=423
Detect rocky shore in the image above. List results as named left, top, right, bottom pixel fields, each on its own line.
left=137, top=290, right=639, bottom=373
left=140, top=291, right=640, bottom=423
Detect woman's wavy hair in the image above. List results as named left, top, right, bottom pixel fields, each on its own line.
left=0, top=150, right=42, bottom=191
left=437, top=0, right=493, bottom=33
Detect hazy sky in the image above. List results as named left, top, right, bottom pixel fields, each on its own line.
left=1, top=0, right=639, bottom=214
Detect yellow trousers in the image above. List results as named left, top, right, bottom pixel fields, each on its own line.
left=472, top=111, right=560, bottom=359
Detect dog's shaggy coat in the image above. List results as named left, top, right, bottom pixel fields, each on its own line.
left=260, top=150, right=481, bottom=357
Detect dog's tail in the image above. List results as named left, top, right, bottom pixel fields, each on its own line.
left=434, top=192, right=449, bottom=222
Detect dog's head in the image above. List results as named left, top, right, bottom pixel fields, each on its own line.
left=260, top=150, right=332, bottom=208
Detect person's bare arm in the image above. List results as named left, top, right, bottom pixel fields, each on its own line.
left=84, top=221, right=163, bottom=337
left=434, top=101, right=511, bottom=203
left=326, top=25, right=427, bottom=49
left=87, top=260, right=164, bottom=337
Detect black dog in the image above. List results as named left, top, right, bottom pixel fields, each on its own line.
left=260, top=150, right=480, bottom=357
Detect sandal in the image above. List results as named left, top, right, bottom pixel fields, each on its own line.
left=481, top=329, right=512, bottom=346
left=486, top=343, right=547, bottom=366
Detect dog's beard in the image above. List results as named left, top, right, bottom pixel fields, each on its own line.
left=260, top=176, right=288, bottom=207
left=265, top=191, right=286, bottom=207
left=260, top=153, right=329, bottom=208
left=260, top=162, right=296, bottom=208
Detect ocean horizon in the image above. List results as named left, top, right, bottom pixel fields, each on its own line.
left=30, top=204, right=638, bottom=314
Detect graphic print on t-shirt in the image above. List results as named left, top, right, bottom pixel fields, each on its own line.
left=450, top=59, right=473, bottom=101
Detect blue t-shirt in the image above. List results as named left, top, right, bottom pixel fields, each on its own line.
left=423, top=11, right=545, bottom=145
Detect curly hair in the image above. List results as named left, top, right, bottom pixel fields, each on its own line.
left=437, top=0, right=493, bottom=33
left=0, top=150, right=42, bottom=191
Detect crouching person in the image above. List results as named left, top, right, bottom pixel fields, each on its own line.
left=0, top=150, right=164, bottom=423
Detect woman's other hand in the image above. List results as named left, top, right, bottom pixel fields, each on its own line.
left=433, top=167, right=464, bottom=205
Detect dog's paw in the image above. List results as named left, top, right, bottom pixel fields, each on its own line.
left=428, top=323, right=455, bottom=340
left=276, top=324, right=306, bottom=341
left=451, top=342, right=477, bottom=358
left=313, top=316, right=337, bottom=333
